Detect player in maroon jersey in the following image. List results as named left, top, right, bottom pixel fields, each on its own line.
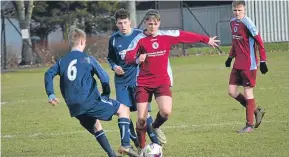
left=125, top=9, right=220, bottom=149
left=225, top=1, right=268, bottom=133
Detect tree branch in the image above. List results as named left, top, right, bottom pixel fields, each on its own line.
left=25, top=0, right=34, bottom=27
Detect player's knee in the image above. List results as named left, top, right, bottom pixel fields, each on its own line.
left=160, top=110, right=171, bottom=119
left=117, top=104, right=129, bottom=118
left=244, top=88, right=254, bottom=99
left=93, top=120, right=103, bottom=132
left=137, top=118, right=146, bottom=128
left=228, top=90, right=237, bottom=98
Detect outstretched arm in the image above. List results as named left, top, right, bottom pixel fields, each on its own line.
left=166, top=30, right=220, bottom=47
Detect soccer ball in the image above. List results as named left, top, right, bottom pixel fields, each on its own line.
left=143, top=143, right=163, bottom=157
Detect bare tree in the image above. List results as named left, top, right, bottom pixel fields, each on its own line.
left=12, top=0, right=34, bottom=65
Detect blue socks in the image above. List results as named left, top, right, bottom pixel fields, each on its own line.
left=95, top=130, right=115, bottom=157
left=118, top=118, right=130, bottom=147
left=147, top=116, right=160, bottom=144
left=129, top=119, right=139, bottom=147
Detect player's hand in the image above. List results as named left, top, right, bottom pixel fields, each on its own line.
left=208, top=36, right=220, bottom=48
left=113, top=66, right=125, bottom=75
left=138, top=54, right=147, bottom=64
left=260, top=62, right=268, bottom=74
left=48, top=97, right=60, bottom=106
left=225, top=57, right=233, bottom=67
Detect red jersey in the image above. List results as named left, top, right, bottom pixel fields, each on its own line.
left=230, top=16, right=267, bottom=70
left=125, top=30, right=209, bottom=88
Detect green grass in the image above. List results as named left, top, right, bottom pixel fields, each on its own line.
left=188, top=42, right=289, bottom=55
left=2, top=52, right=289, bottom=157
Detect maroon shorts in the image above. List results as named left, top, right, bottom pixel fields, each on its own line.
left=229, top=68, right=257, bottom=87
left=135, top=85, right=172, bottom=103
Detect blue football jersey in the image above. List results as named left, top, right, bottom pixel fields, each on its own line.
left=107, top=29, right=142, bottom=87
left=44, top=50, right=110, bottom=117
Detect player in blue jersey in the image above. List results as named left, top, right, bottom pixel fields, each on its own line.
left=44, top=28, right=139, bottom=157
left=107, top=8, right=166, bottom=149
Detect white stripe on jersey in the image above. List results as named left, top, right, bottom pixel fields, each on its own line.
left=126, top=33, right=146, bottom=52
left=112, top=37, right=115, bottom=47
left=167, top=60, right=173, bottom=87
left=157, top=30, right=180, bottom=37
left=101, top=98, right=113, bottom=105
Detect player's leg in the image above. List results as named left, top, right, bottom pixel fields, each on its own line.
left=146, top=112, right=161, bottom=145
left=114, top=104, right=139, bottom=157
left=236, top=86, right=255, bottom=133
left=244, top=70, right=265, bottom=128
left=94, top=120, right=121, bottom=157
left=152, top=96, right=171, bottom=144
left=117, top=85, right=139, bottom=148
left=135, top=86, right=151, bottom=149
left=151, top=85, right=172, bottom=144
left=75, top=115, right=117, bottom=157
left=96, top=98, right=138, bottom=157
left=238, top=70, right=265, bottom=133
left=228, top=68, right=246, bottom=107
left=129, top=85, right=160, bottom=145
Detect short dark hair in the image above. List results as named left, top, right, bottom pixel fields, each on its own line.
left=232, top=0, right=246, bottom=7
left=114, top=8, right=130, bottom=21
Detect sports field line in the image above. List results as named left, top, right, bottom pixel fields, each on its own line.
left=2, top=120, right=288, bottom=139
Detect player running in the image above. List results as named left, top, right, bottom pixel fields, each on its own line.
left=225, top=1, right=267, bottom=133
left=44, top=28, right=139, bottom=157
left=107, top=8, right=165, bottom=149
left=124, top=9, right=220, bottom=148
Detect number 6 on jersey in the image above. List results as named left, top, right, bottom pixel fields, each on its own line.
left=67, top=59, right=77, bottom=81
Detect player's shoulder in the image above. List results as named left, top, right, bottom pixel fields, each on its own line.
left=109, top=31, right=120, bottom=40
left=128, top=29, right=143, bottom=40
left=86, top=55, right=97, bottom=64
left=157, top=30, right=180, bottom=37
left=230, top=17, right=237, bottom=22
left=57, top=51, right=72, bottom=64
left=131, top=32, right=147, bottom=42
left=132, top=28, right=143, bottom=34
left=241, top=16, right=255, bottom=26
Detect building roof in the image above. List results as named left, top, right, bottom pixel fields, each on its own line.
left=1, top=1, right=13, bottom=11
left=136, top=1, right=233, bottom=10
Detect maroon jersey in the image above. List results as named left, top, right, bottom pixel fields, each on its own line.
left=230, top=16, right=267, bottom=70
left=125, top=30, right=209, bottom=88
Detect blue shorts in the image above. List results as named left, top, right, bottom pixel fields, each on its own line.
left=75, top=97, right=120, bottom=134
left=116, top=85, right=151, bottom=112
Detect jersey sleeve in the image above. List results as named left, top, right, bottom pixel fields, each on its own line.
left=242, top=17, right=267, bottom=62
left=44, top=60, right=60, bottom=97
left=167, top=30, right=210, bottom=45
left=90, top=56, right=111, bottom=96
left=107, top=37, right=118, bottom=70
left=229, top=45, right=236, bottom=58
left=125, top=36, right=141, bottom=65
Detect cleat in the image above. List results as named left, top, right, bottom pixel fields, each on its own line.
left=112, top=151, right=122, bottom=157
left=149, top=124, right=167, bottom=145
left=137, top=147, right=144, bottom=157
left=237, top=124, right=254, bottom=133
left=118, top=146, right=139, bottom=157
left=254, top=106, right=266, bottom=128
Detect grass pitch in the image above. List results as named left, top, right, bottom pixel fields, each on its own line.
left=2, top=52, right=289, bottom=157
